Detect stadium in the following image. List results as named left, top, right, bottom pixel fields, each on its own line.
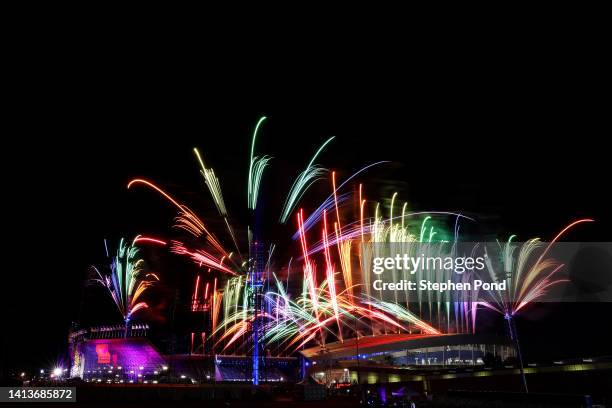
left=34, top=117, right=607, bottom=406
left=68, top=321, right=515, bottom=386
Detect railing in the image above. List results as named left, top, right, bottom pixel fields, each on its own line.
left=69, top=324, right=150, bottom=341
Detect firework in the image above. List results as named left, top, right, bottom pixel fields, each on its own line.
left=479, top=218, right=594, bottom=317
left=123, top=116, right=592, bottom=360
left=279, top=136, right=334, bottom=224
left=247, top=116, right=271, bottom=210
left=92, top=238, right=159, bottom=336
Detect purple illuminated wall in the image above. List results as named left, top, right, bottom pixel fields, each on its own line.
left=75, top=338, right=166, bottom=381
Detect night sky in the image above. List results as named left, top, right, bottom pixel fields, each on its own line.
left=4, top=77, right=611, bottom=377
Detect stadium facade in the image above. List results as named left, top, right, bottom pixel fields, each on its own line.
left=69, top=326, right=512, bottom=385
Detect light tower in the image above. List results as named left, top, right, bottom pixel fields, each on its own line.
left=246, top=115, right=269, bottom=385
left=249, top=233, right=265, bottom=385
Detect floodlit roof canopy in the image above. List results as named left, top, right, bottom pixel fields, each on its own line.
left=299, top=333, right=511, bottom=361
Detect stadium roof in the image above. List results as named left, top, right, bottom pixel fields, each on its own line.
left=299, top=333, right=511, bottom=360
